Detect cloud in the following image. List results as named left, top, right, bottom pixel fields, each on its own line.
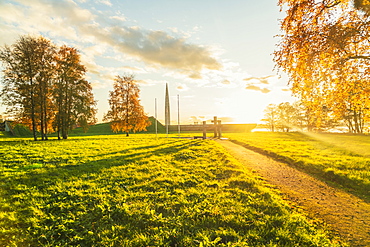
left=136, top=79, right=148, bottom=85
left=109, top=15, right=127, bottom=22
left=177, top=83, right=189, bottom=91
left=0, top=0, right=222, bottom=79
left=243, top=75, right=276, bottom=84
left=242, top=75, right=278, bottom=93
left=245, top=85, right=271, bottom=94
left=106, top=28, right=222, bottom=76
left=98, top=0, right=112, bottom=6
left=136, top=79, right=166, bottom=87
left=120, top=66, right=147, bottom=73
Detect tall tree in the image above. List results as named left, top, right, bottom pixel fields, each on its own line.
left=274, top=0, right=370, bottom=133
left=54, top=46, right=96, bottom=139
left=0, top=35, right=55, bottom=140
left=104, top=74, right=150, bottom=136
left=1, top=36, right=96, bottom=140
left=35, top=37, right=56, bottom=140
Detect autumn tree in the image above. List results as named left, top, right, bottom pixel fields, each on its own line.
left=0, top=35, right=96, bottom=140
left=261, top=104, right=277, bottom=132
left=35, top=37, right=56, bottom=140
left=104, top=74, right=150, bottom=136
left=274, top=0, right=370, bottom=133
left=0, top=35, right=55, bottom=140
left=54, top=46, right=96, bottom=139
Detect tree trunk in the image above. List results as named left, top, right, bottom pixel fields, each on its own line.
left=29, top=79, right=38, bottom=141
left=40, top=88, right=45, bottom=141
left=30, top=96, right=38, bottom=141
left=26, top=54, right=38, bottom=141
left=42, top=81, right=49, bottom=140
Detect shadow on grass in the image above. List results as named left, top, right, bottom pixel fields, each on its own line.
left=1, top=139, right=201, bottom=193
left=230, top=139, right=370, bottom=204
left=0, top=138, right=346, bottom=247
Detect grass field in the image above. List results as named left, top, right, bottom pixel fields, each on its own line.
left=226, top=132, right=370, bottom=202
left=0, top=134, right=343, bottom=246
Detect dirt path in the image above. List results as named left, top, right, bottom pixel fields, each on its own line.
left=217, top=140, right=370, bottom=247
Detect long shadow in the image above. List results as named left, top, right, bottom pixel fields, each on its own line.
left=229, top=139, right=370, bottom=204
left=0, top=138, right=206, bottom=246
left=1, top=139, right=201, bottom=195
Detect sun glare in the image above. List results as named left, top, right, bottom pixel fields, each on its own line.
left=216, top=90, right=266, bottom=124
left=301, top=131, right=370, bottom=157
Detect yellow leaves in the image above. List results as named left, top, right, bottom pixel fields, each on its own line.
left=105, top=74, right=151, bottom=135
left=275, top=0, right=370, bottom=132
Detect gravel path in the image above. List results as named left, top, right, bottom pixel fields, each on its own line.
left=217, top=139, right=370, bottom=247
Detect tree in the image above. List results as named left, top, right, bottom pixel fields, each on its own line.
left=276, top=102, right=297, bottom=132
left=274, top=0, right=370, bottom=133
left=262, top=101, right=341, bottom=132
left=104, top=74, right=150, bottom=136
left=261, top=104, right=277, bottom=132
left=54, top=46, right=96, bottom=139
left=35, top=37, right=56, bottom=140
left=0, top=35, right=56, bottom=140
left=262, top=102, right=298, bottom=132
left=0, top=35, right=96, bottom=140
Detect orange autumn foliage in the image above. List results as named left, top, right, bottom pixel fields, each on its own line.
left=275, top=0, right=370, bottom=133
left=104, top=74, right=150, bottom=135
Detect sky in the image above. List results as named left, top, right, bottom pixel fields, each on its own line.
left=0, top=0, right=295, bottom=124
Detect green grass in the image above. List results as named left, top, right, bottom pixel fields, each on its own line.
left=226, top=132, right=370, bottom=202
left=0, top=134, right=344, bottom=246
left=2, top=117, right=165, bottom=138
left=69, top=117, right=166, bottom=136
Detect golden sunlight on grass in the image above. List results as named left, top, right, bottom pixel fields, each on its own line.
left=301, top=132, right=370, bottom=157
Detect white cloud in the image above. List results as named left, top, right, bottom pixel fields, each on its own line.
left=176, top=83, right=189, bottom=91
left=137, top=79, right=167, bottom=87
left=242, top=75, right=280, bottom=94
left=109, top=15, right=127, bottom=22
left=243, top=75, right=277, bottom=85
left=98, top=0, right=112, bottom=6
left=0, top=0, right=222, bottom=79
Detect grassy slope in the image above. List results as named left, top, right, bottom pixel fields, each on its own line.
left=0, top=135, right=343, bottom=246
left=69, top=117, right=166, bottom=136
left=2, top=117, right=165, bottom=138
left=226, top=132, right=370, bottom=202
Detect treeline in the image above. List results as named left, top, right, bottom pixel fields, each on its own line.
left=262, top=101, right=368, bottom=133
left=0, top=35, right=96, bottom=140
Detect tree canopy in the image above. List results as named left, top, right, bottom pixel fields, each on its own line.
left=104, top=74, right=150, bottom=136
left=275, top=0, right=370, bottom=133
left=0, top=35, right=96, bottom=140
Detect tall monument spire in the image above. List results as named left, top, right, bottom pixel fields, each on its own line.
left=165, top=83, right=170, bottom=133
